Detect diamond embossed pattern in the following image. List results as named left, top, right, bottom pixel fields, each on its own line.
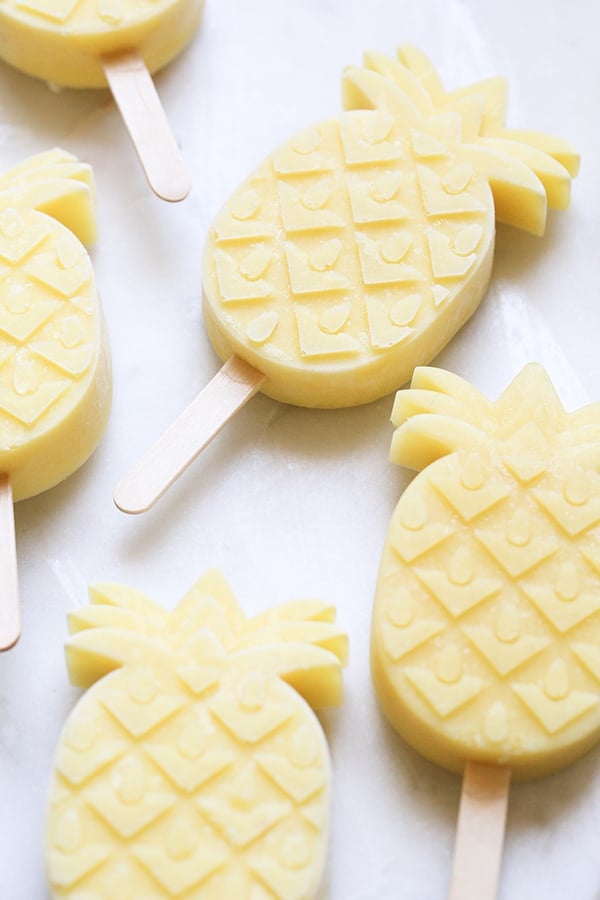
left=202, top=46, right=577, bottom=408
left=0, top=206, right=98, bottom=450
left=372, top=365, right=600, bottom=779
left=46, top=570, right=348, bottom=899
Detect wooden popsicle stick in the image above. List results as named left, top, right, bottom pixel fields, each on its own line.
left=448, top=761, right=511, bottom=900
left=103, top=50, right=191, bottom=203
left=114, top=356, right=265, bottom=514
left=0, top=474, right=20, bottom=651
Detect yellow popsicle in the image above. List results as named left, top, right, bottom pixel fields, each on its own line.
left=45, top=570, right=348, bottom=899
left=373, top=364, right=600, bottom=780
left=0, top=148, right=110, bottom=651
left=0, top=150, right=110, bottom=501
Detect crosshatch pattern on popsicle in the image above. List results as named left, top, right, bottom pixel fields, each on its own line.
left=45, top=571, right=348, bottom=899
left=0, top=207, right=97, bottom=446
left=202, top=47, right=577, bottom=407
left=373, top=366, right=600, bottom=780
left=208, top=122, right=491, bottom=356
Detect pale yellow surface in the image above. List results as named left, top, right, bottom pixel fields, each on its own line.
left=202, top=46, right=577, bottom=409
left=0, top=0, right=204, bottom=88
left=0, top=150, right=111, bottom=500
left=46, top=570, right=348, bottom=899
left=372, top=365, right=600, bottom=780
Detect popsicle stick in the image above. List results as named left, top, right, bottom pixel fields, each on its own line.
left=448, top=761, right=511, bottom=900
left=103, top=50, right=191, bottom=203
left=0, top=475, right=20, bottom=651
left=114, top=356, right=265, bottom=514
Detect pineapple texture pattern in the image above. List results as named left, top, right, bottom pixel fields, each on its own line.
left=46, top=570, right=348, bottom=899
left=0, top=206, right=97, bottom=448
left=372, top=366, right=600, bottom=779
left=203, top=46, right=578, bottom=408
left=0, top=149, right=109, bottom=500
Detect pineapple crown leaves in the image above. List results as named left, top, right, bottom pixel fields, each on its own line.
left=0, top=148, right=97, bottom=246
left=342, top=45, right=579, bottom=235
left=389, top=364, right=600, bottom=472
left=66, top=569, right=349, bottom=710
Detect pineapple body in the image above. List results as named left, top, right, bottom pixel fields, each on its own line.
left=0, top=0, right=204, bottom=88
left=202, top=47, right=576, bottom=409
left=0, top=151, right=110, bottom=500
left=372, top=366, right=600, bottom=780
left=46, top=571, right=348, bottom=899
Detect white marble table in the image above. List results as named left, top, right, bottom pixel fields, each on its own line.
left=0, top=1, right=599, bottom=897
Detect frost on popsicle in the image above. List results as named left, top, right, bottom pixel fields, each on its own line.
left=46, top=570, right=348, bottom=899
left=0, top=149, right=110, bottom=501
left=372, top=365, right=600, bottom=780
left=203, top=46, right=579, bottom=408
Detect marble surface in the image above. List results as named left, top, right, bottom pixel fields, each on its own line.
left=1, top=0, right=600, bottom=897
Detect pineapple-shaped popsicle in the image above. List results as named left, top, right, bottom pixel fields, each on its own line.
left=372, top=366, right=600, bottom=780
left=46, top=570, right=348, bottom=899
left=0, top=148, right=109, bottom=500
left=203, top=46, right=578, bottom=408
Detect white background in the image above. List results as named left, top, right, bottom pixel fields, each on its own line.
left=1, top=1, right=600, bottom=897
